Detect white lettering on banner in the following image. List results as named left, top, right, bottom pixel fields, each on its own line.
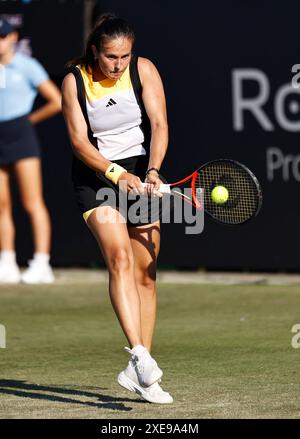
left=0, top=324, right=6, bottom=349
left=291, top=324, right=300, bottom=349
left=275, top=85, right=300, bottom=131
left=232, top=69, right=273, bottom=131
left=266, top=147, right=300, bottom=182
left=291, top=64, right=300, bottom=89
left=232, top=69, right=300, bottom=132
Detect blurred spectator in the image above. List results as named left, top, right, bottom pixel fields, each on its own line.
left=0, top=18, right=61, bottom=284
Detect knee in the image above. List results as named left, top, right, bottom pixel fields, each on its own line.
left=22, top=199, right=45, bottom=216
left=136, top=267, right=156, bottom=291
left=109, top=249, right=133, bottom=275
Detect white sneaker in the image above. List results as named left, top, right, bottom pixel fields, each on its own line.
left=118, top=360, right=173, bottom=404
left=124, top=345, right=163, bottom=387
left=0, top=261, right=21, bottom=283
left=21, top=259, right=55, bottom=284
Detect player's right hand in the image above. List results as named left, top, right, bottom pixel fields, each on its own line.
left=118, top=172, right=144, bottom=194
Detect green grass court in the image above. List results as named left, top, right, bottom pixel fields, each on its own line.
left=0, top=278, right=300, bottom=418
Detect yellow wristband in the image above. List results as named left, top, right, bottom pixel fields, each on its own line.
left=105, top=163, right=127, bottom=185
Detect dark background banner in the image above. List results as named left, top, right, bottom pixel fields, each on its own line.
left=1, top=0, right=299, bottom=270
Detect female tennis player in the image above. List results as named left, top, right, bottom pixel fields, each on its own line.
left=62, top=13, right=173, bottom=404
left=0, top=19, right=61, bottom=283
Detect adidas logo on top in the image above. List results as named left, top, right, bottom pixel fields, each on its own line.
left=106, top=98, right=117, bottom=107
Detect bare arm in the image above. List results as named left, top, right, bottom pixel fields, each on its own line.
left=28, top=79, right=61, bottom=124
left=139, top=57, right=168, bottom=172
left=61, top=73, right=111, bottom=174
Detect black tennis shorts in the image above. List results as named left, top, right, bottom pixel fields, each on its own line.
left=0, top=115, right=41, bottom=165
left=72, top=154, right=168, bottom=227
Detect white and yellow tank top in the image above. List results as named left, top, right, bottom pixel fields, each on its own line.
left=78, top=64, right=146, bottom=160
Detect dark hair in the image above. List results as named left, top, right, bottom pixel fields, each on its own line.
left=66, top=13, right=135, bottom=69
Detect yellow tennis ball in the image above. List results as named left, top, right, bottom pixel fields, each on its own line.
left=211, top=185, right=229, bottom=204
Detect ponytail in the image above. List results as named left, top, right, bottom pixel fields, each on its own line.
left=66, top=12, right=135, bottom=69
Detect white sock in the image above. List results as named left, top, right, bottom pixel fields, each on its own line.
left=132, top=345, right=147, bottom=355
left=0, top=250, right=17, bottom=264
left=33, top=253, right=50, bottom=265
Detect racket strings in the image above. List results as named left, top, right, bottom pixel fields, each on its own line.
left=195, top=162, right=260, bottom=224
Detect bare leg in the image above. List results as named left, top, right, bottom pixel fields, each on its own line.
left=129, top=221, right=160, bottom=352
left=87, top=206, right=143, bottom=348
left=0, top=165, right=15, bottom=251
left=13, top=158, right=51, bottom=254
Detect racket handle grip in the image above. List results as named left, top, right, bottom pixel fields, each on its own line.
left=141, top=183, right=171, bottom=194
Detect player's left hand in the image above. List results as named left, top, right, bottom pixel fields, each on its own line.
left=144, top=171, right=163, bottom=197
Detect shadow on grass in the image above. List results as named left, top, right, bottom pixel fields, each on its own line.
left=0, top=379, right=146, bottom=412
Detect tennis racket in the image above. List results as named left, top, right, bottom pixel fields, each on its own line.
left=143, top=159, right=262, bottom=225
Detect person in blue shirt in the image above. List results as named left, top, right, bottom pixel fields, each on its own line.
left=0, top=18, right=61, bottom=283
